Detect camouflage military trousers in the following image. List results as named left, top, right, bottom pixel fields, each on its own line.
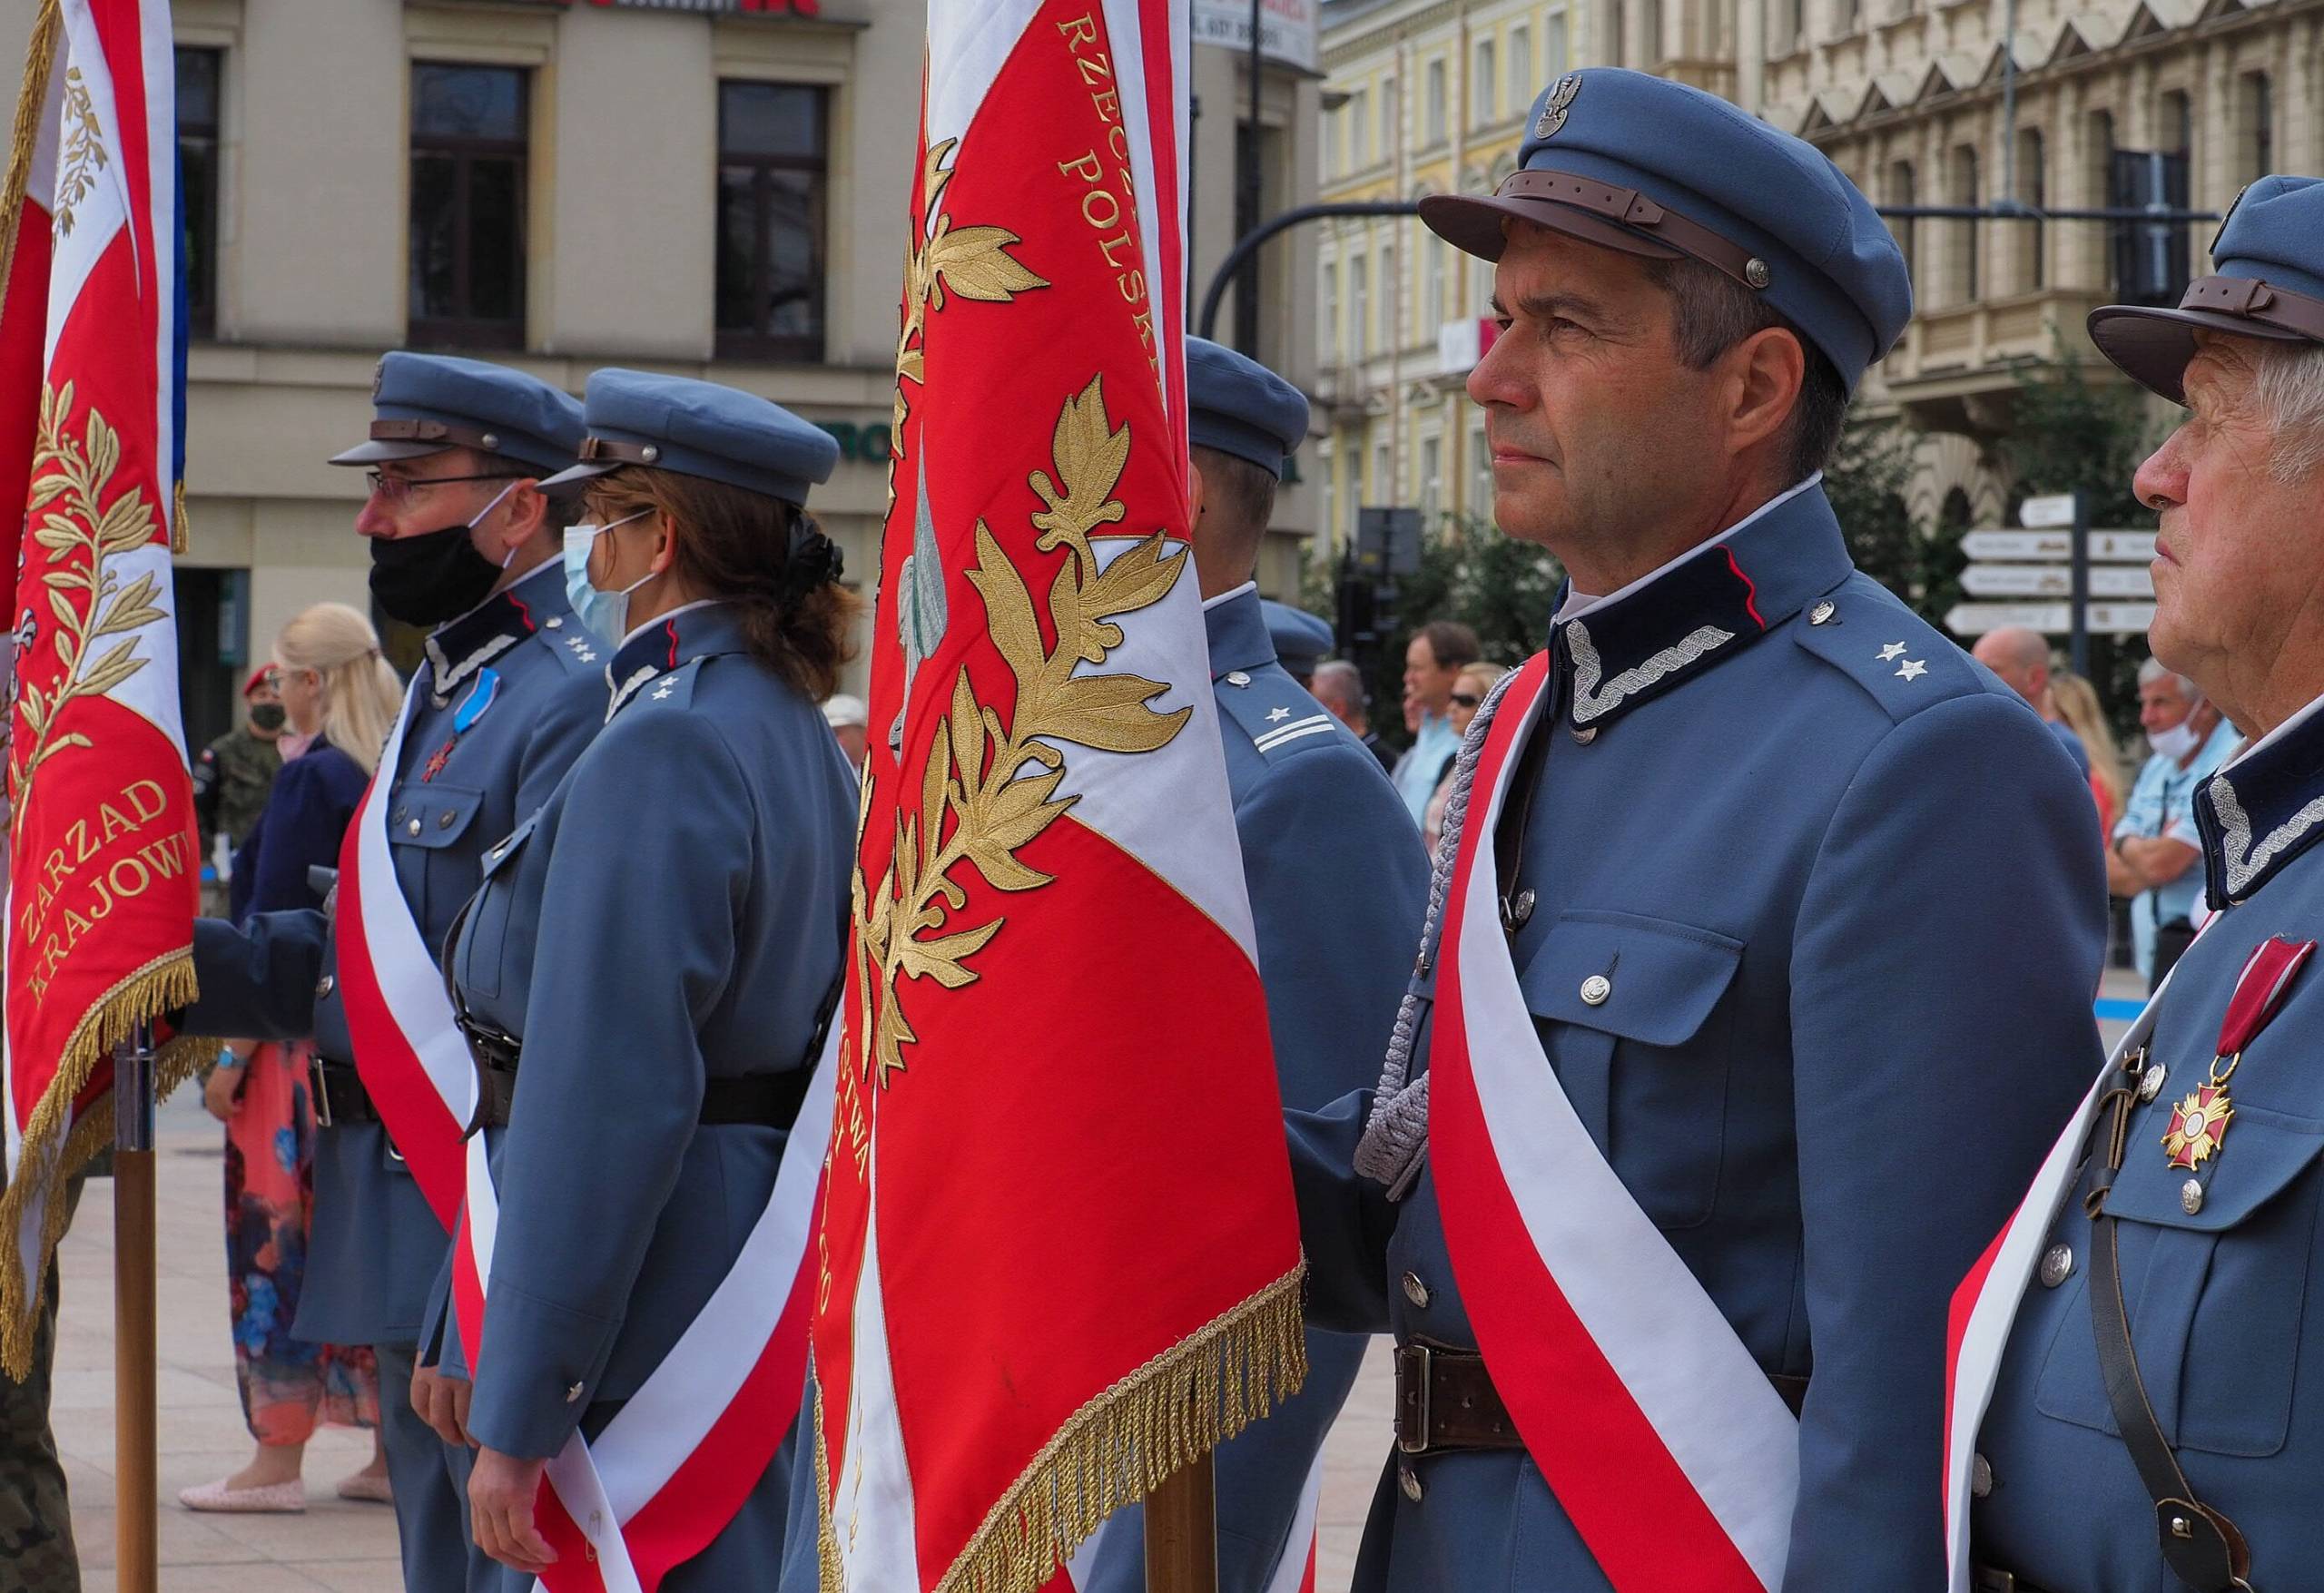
left=0, top=1177, right=81, bottom=1593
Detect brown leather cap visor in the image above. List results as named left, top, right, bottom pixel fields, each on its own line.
left=2089, top=274, right=2324, bottom=405
left=1419, top=170, right=1768, bottom=290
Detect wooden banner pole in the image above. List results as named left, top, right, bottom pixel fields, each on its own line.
left=113, top=1026, right=157, bottom=1593
left=1142, top=1450, right=1218, bottom=1593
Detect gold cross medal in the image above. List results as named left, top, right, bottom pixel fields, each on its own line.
left=2165, top=935, right=2319, bottom=1173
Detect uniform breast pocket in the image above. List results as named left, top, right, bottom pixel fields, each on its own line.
left=1516, top=910, right=1743, bottom=1231
left=453, top=812, right=539, bottom=1007
left=2035, top=1103, right=2324, bottom=1459
left=386, top=782, right=485, bottom=932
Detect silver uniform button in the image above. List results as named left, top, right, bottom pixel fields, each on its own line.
left=545, top=615, right=563, bottom=629
left=2181, top=1178, right=2205, bottom=1214
left=1570, top=723, right=1599, bottom=745
left=1402, top=1272, right=1430, bottom=1309
left=566, top=1382, right=585, bottom=1404
left=2038, top=1244, right=2073, bottom=1288
left=1580, top=974, right=1611, bottom=1007
left=1808, top=600, right=1837, bottom=625
left=1399, top=1463, right=1423, bottom=1503
left=1970, top=1453, right=1994, bottom=1499
left=1226, top=671, right=1251, bottom=687
left=1509, top=889, right=1535, bottom=928
left=407, top=819, right=422, bottom=837
left=2139, top=1064, right=2166, bottom=1103
left=438, top=810, right=457, bottom=830
left=315, top=975, right=334, bottom=999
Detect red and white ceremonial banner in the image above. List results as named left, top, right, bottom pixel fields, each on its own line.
left=1429, top=658, right=1798, bottom=1593
left=337, top=678, right=834, bottom=1591
left=0, top=0, right=200, bottom=1377
left=807, top=3, right=1305, bottom=1588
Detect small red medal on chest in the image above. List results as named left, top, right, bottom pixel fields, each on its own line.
left=2163, top=1085, right=2233, bottom=1170
left=2162, top=935, right=2318, bottom=1173
left=420, top=738, right=456, bottom=782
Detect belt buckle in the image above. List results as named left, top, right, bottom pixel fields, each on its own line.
left=310, top=1056, right=334, bottom=1129
left=1396, top=1342, right=1432, bottom=1455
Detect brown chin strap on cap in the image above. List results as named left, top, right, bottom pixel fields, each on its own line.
left=2179, top=273, right=2324, bottom=344
left=1496, top=169, right=1775, bottom=290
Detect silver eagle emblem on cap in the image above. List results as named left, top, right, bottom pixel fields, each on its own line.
left=1534, top=74, right=1581, bottom=140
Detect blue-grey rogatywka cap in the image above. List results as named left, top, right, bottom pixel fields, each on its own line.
left=1187, top=337, right=1312, bottom=479
left=539, top=368, right=841, bottom=506
left=330, top=351, right=585, bottom=475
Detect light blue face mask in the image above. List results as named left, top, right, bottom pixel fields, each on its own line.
left=561, top=508, right=654, bottom=644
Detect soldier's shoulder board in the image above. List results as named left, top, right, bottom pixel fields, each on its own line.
left=534, top=618, right=608, bottom=677
left=1215, top=666, right=1344, bottom=762
left=630, top=656, right=706, bottom=713
left=1790, top=576, right=1983, bottom=723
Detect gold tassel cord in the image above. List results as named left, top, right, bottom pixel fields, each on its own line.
left=172, top=477, right=189, bottom=556
left=932, top=1260, right=1309, bottom=1593
left=0, top=0, right=63, bottom=336
left=0, top=949, right=201, bottom=1379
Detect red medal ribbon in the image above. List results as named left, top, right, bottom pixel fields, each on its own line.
left=2217, top=936, right=2318, bottom=1059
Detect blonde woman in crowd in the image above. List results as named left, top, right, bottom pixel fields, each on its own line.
left=2052, top=671, right=2128, bottom=838
left=1423, top=660, right=1510, bottom=854
left=185, top=602, right=401, bottom=1515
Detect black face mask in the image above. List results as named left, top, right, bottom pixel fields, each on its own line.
left=368, top=523, right=503, bottom=626
left=247, top=703, right=288, bottom=733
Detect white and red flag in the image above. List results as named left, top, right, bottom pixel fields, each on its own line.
left=0, top=0, right=202, bottom=1377
left=807, top=3, right=1306, bottom=1588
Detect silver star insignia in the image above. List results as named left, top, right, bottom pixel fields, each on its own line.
left=652, top=683, right=675, bottom=700
left=1265, top=706, right=1291, bottom=723
left=1896, top=659, right=1928, bottom=681
left=1877, top=642, right=1908, bottom=662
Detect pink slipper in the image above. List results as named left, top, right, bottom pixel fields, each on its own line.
left=178, top=1477, right=306, bottom=1513
left=336, top=1470, right=393, bottom=1504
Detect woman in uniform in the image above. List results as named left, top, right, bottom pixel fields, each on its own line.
left=431, top=369, right=856, bottom=1585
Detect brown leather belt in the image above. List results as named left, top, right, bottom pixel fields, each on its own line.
left=310, top=1057, right=382, bottom=1128
left=1393, top=1341, right=1809, bottom=1457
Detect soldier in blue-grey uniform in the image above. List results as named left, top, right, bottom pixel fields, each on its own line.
left=1286, top=69, right=2110, bottom=1589
left=1968, top=175, right=2324, bottom=1593
left=436, top=369, right=856, bottom=1588
left=1063, top=339, right=1428, bottom=1593
left=1261, top=597, right=1334, bottom=686
left=182, top=354, right=605, bottom=1590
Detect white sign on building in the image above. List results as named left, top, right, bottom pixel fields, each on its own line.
left=1193, top=0, right=1320, bottom=73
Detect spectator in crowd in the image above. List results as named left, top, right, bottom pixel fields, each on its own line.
left=2110, top=657, right=2240, bottom=987
left=1390, top=619, right=1481, bottom=823
left=1312, top=659, right=1396, bottom=773
left=1971, top=625, right=2092, bottom=776
left=2051, top=670, right=2128, bottom=836
left=192, top=666, right=287, bottom=912
left=1423, top=661, right=1510, bottom=852
left=822, top=693, right=868, bottom=775
left=183, top=602, right=399, bottom=1515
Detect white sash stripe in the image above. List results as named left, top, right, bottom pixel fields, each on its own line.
left=1941, top=976, right=2176, bottom=1592
left=1453, top=678, right=1797, bottom=1590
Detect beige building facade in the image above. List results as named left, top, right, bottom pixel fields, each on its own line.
left=0, top=0, right=1323, bottom=751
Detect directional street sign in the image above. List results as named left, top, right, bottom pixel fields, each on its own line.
left=1959, top=529, right=2156, bottom=562
left=1961, top=564, right=2156, bottom=599
left=2019, top=494, right=2079, bottom=529
left=1945, top=601, right=2156, bottom=636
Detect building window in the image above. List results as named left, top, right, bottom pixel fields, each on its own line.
left=1318, top=442, right=1335, bottom=548
left=1643, top=0, right=1663, bottom=64
left=1348, top=90, right=1369, bottom=168
left=2017, top=128, right=2046, bottom=291
left=1423, top=238, right=1444, bottom=330
left=1545, top=10, right=1569, bottom=75
left=409, top=63, right=529, bottom=349
left=1373, top=438, right=1393, bottom=505
left=1321, top=260, right=1339, bottom=361
left=1420, top=435, right=1443, bottom=519
left=1472, top=40, right=1496, bottom=123
left=176, top=47, right=222, bottom=339
left=714, top=81, right=829, bottom=362
left=1377, top=241, right=1393, bottom=349
left=1425, top=58, right=1448, bottom=145
left=1887, top=159, right=1915, bottom=282
left=2161, top=89, right=2192, bottom=156
left=1508, top=26, right=1530, bottom=106
left=2238, top=73, right=2272, bottom=183
left=1349, top=253, right=1368, bottom=361
left=1948, top=144, right=1979, bottom=305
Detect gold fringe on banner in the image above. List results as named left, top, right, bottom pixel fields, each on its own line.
left=172, top=477, right=189, bottom=554
left=0, top=950, right=209, bottom=1379
left=817, top=1261, right=1307, bottom=1593
left=0, top=0, right=63, bottom=334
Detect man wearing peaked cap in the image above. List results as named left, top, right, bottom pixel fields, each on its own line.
left=1261, top=598, right=1334, bottom=686
left=175, top=352, right=608, bottom=1590
left=1067, top=338, right=1427, bottom=1593
left=1285, top=68, right=2108, bottom=1590
left=1959, top=175, right=2324, bottom=1593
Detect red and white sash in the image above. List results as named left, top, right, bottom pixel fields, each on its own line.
left=1941, top=952, right=2207, bottom=1591
left=334, top=676, right=833, bottom=1590
left=1429, top=654, right=1798, bottom=1592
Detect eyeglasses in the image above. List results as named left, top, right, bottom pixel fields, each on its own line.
left=363, top=469, right=518, bottom=507
left=1449, top=692, right=1483, bottom=709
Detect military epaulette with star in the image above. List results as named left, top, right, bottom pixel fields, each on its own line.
left=533, top=614, right=605, bottom=676
left=609, top=656, right=704, bottom=722
left=1789, top=578, right=1982, bottom=723
left=1214, top=664, right=1344, bottom=762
